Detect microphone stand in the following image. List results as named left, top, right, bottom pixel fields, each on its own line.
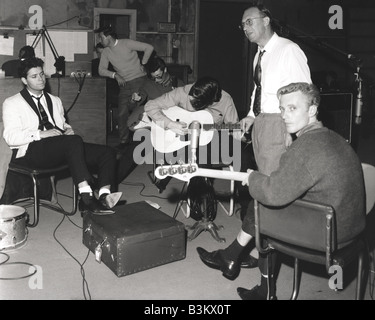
left=32, top=25, right=66, bottom=77
left=273, top=19, right=365, bottom=126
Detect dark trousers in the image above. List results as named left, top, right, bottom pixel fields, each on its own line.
left=118, top=76, right=148, bottom=144
left=12, top=135, right=117, bottom=191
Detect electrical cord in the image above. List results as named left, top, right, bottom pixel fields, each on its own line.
left=0, top=251, right=37, bottom=281
left=45, top=16, right=80, bottom=28
left=65, top=73, right=86, bottom=115
left=120, top=181, right=168, bottom=200
left=52, top=212, right=91, bottom=300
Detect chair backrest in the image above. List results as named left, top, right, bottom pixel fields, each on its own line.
left=361, top=163, right=375, bottom=215
left=255, top=199, right=336, bottom=253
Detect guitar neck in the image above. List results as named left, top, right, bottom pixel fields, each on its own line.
left=196, top=168, right=248, bottom=182
left=202, top=123, right=240, bottom=131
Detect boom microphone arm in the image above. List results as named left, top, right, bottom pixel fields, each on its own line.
left=32, top=25, right=65, bottom=77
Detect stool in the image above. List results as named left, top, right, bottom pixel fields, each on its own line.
left=8, top=163, right=78, bottom=228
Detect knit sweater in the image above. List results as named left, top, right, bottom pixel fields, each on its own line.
left=98, top=39, right=153, bottom=82
left=248, top=123, right=366, bottom=244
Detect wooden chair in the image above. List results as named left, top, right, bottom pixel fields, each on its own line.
left=8, top=162, right=78, bottom=227
left=254, top=198, right=367, bottom=300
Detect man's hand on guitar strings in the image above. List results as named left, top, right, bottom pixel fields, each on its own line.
left=168, top=120, right=188, bottom=135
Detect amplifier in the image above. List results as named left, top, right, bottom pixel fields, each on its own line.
left=318, top=92, right=353, bottom=143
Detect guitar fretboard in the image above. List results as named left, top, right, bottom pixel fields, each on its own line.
left=202, top=123, right=241, bottom=131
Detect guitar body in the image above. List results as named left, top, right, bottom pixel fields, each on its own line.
left=150, top=106, right=214, bottom=153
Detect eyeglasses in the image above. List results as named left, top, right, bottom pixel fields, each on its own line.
left=238, top=16, right=265, bottom=30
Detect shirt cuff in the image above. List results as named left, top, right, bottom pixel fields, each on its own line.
left=33, top=131, right=41, bottom=141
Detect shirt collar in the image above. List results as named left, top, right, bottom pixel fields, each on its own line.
left=28, top=89, right=43, bottom=99
left=259, top=32, right=279, bottom=53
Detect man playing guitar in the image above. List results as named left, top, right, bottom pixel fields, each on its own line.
left=144, top=76, right=240, bottom=192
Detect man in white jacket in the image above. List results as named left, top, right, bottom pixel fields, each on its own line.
left=2, top=57, right=121, bottom=214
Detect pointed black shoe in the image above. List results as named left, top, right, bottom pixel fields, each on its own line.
left=99, top=192, right=122, bottom=209
left=196, top=247, right=240, bottom=280
left=240, top=255, right=258, bottom=268
left=79, top=193, right=115, bottom=215
left=237, top=285, right=277, bottom=300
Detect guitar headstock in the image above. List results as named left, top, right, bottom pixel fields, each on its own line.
left=154, top=162, right=199, bottom=182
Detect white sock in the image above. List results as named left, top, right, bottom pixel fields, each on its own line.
left=236, top=230, right=252, bottom=247
left=79, top=186, right=93, bottom=195
left=99, top=188, right=111, bottom=198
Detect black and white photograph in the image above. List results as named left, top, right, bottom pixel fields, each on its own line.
left=0, top=0, right=374, bottom=307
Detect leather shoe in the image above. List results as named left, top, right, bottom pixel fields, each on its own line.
left=237, top=285, right=277, bottom=300
left=79, top=193, right=114, bottom=215
left=240, top=255, right=258, bottom=268
left=99, top=192, right=122, bottom=209
left=196, top=247, right=240, bottom=280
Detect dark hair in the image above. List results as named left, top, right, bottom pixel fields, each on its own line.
left=94, top=26, right=118, bottom=39
left=19, top=57, right=44, bottom=78
left=18, top=45, right=35, bottom=60
left=145, top=54, right=167, bottom=75
left=246, top=4, right=274, bottom=29
left=277, top=82, right=321, bottom=108
left=188, top=77, right=222, bottom=110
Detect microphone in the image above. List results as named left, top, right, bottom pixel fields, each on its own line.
left=189, top=121, right=201, bottom=164
left=354, top=84, right=363, bottom=125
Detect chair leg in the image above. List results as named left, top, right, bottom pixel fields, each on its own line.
left=266, top=252, right=277, bottom=300
left=355, top=247, right=365, bottom=300
left=290, top=258, right=301, bottom=300
left=49, top=175, right=59, bottom=204
left=216, top=166, right=235, bottom=216
left=28, top=174, right=40, bottom=228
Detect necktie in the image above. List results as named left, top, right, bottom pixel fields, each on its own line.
left=253, top=50, right=265, bottom=117
left=32, top=94, right=54, bottom=130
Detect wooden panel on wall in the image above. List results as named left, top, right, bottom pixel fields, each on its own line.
left=49, top=77, right=106, bottom=145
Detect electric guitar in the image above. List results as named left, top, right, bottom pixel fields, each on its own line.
left=154, top=162, right=249, bottom=183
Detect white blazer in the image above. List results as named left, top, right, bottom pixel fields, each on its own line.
left=2, top=91, right=73, bottom=158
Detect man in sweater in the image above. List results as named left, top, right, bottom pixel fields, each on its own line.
left=197, top=82, right=366, bottom=300
left=95, top=26, right=154, bottom=149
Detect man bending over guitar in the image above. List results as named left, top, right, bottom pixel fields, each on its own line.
left=144, top=76, right=239, bottom=192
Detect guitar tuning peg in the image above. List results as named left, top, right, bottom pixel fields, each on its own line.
left=169, top=163, right=177, bottom=175
left=178, top=162, right=187, bottom=174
